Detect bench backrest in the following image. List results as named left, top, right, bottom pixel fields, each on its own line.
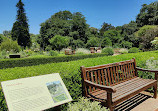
left=81, top=58, right=137, bottom=93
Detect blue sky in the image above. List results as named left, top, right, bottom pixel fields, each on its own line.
left=0, top=0, right=157, bottom=34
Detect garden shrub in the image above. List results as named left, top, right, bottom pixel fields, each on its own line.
left=0, top=39, right=21, bottom=53
left=49, top=50, right=59, bottom=56
left=128, top=47, right=140, bottom=53
left=138, top=57, right=158, bottom=78
left=119, top=48, right=128, bottom=54
left=67, top=97, right=108, bottom=111
left=0, top=50, right=9, bottom=59
left=75, top=48, right=90, bottom=54
left=24, top=49, right=34, bottom=56
left=0, top=53, right=107, bottom=69
left=49, top=35, right=69, bottom=51
left=102, top=47, right=114, bottom=55
left=0, top=89, right=7, bottom=111
left=18, top=51, right=28, bottom=58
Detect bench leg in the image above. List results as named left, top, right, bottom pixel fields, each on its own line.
left=109, top=106, right=114, bottom=111
left=153, top=83, right=157, bottom=99
left=107, top=92, right=114, bottom=111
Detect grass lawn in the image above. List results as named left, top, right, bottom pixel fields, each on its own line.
left=0, top=51, right=157, bottom=82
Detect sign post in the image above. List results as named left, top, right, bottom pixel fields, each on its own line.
left=1, top=73, right=72, bottom=111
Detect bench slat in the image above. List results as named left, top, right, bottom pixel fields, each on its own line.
left=101, top=69, right=106, bottom=85
left=113, top=66, right=117, bottom=83
left=104, top=69, right=109, bottom=86
left=98, top=69, right=102, bottom=85
left=107, top=68, right=112, bottom=85
left=94, top=71, right=98, bottom=84
left=86, top=71, right=92, bottom=92
left=115, top=65, right=120, bottom=83
left=88, top=77, right=156, bottom=104
left=110, top=67, right=115, bottom=84
left=91, top=71, right=95, bottom=91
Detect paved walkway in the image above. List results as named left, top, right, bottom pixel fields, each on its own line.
left=132, top=98, right=158, bottom=111
left=114, top=92, right=158, bottom=111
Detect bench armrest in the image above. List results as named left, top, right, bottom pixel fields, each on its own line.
left=84, top=80, right=116, bottom=93
left=136, top=67, right=158, bottom=73
left=136, top=67, right=158, bottom=80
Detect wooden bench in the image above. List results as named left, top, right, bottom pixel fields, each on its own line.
left=80, top=58, right=158, bottom=111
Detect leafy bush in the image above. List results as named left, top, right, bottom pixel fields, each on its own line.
left=0, top=89, right=7, bottom=111
left=67, top=97, right=108, bottom=111
left=0, top=53, right=107, bottom=69
left=134, top=25, right=158, bottom=49
left=24, top=49, right=34, bottom=56
left=49, top=50, right=59, bottom=56
left=128, top=47, right=140, bottom=53
left=18, top=51, right=28, bottom=58
left=102, top=47, right=114, bottom=55
left=0, top=39, right=21, bottom=53
left=146, top=57, right=158, bottom=70
left=129, top=47, right=140, bottom=53
left=138, top=57, right=158, bottom=83
left=0, top=50, right=9, bottom=59
left=49, top=35, right=70, bottom=51
left=119, top=48, right=128, bottom=54
left=75, top=48, right=90, bottom=54
left=151, top=37, right=158, bottom=50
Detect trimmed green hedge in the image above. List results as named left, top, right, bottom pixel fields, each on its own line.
left=0, top=53, right=107, bottom=69
left=0, top=51, right=157, bottom=110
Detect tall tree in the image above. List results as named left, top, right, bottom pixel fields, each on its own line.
left=11, top=0, right=31, bottom=48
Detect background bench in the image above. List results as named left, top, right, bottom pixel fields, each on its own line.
left=81, top=58, right=158, bottom=111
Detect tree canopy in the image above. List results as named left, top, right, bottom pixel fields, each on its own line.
left=136, top=1, right=158, bottom=27
left=39, top=11, right=90, bottom=49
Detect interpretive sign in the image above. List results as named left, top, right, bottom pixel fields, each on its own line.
left=1, top=73, right=72, bottom=111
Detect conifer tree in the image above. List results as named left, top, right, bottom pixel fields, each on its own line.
left=11, top=0, right=31, bottom=48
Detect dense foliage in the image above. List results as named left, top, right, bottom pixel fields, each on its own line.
left=136, top=1, right=158, bottom=27
left=37, top=1, right=158, bottom=51
left=39, top=11, right=89, bottom=49
left=11, top=0, right=31, bottom=48
left=135, top=25, right=158, bottom=50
